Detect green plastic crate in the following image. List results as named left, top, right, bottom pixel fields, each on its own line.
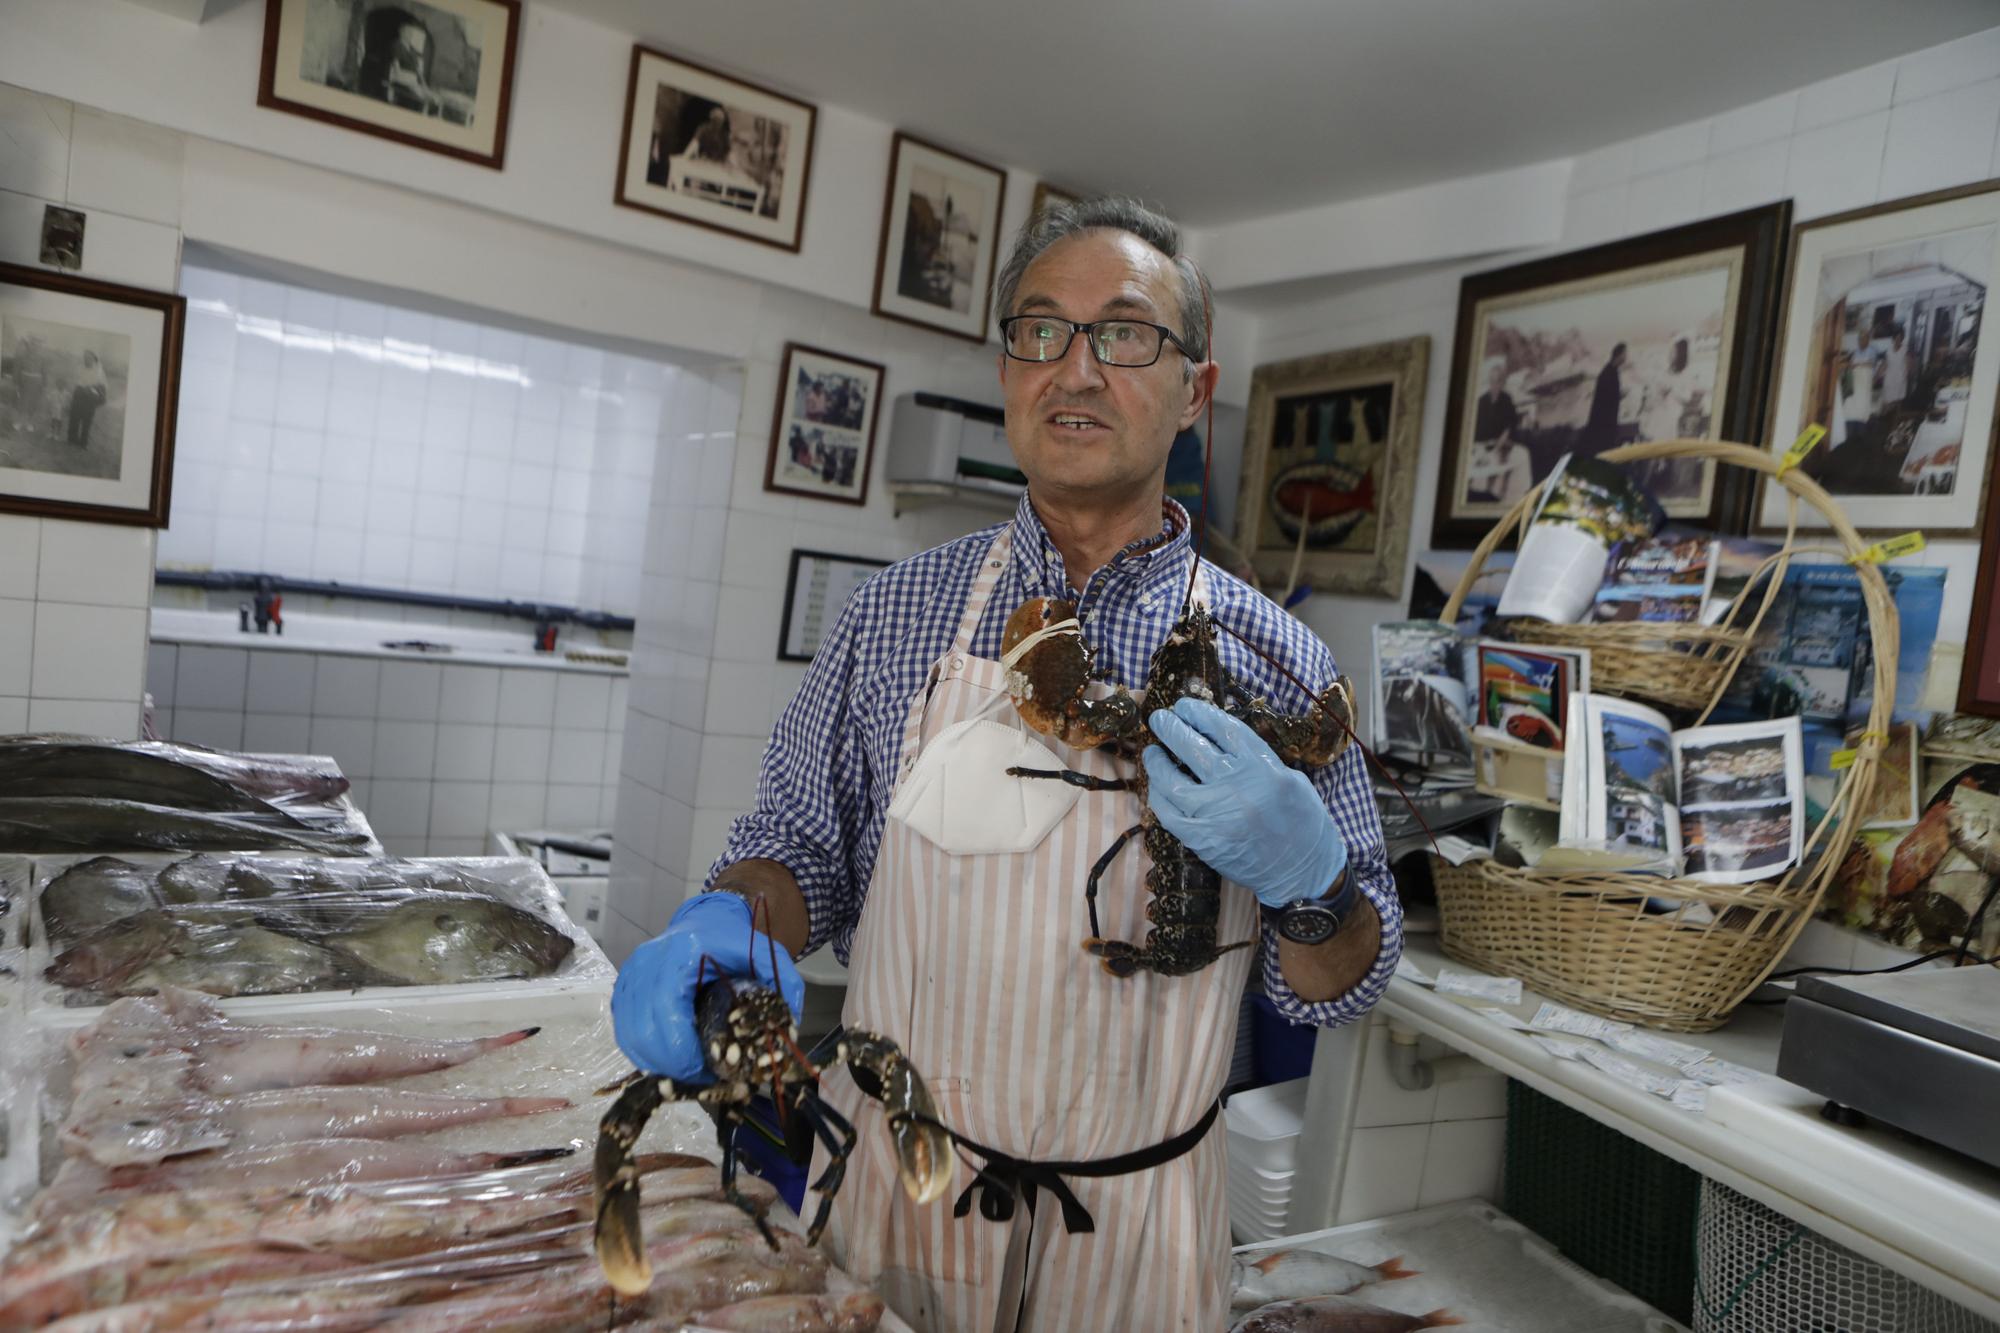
left=1503, top=1079, right=1699, bottom=1324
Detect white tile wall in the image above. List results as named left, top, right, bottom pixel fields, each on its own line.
left=148, top=643, right=621, bottom=856
left=0, top=88, right=169, bottom=738
left=160, top=261, right=679, bottom=620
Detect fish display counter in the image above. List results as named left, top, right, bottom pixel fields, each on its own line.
left=1226, top=1201, right=1686, bottom=1332
left=23, top=853, right=611, bottom=1015
left=0, top=985, right=909, bottom=1330
left=0, top=737, right=380, bottom=858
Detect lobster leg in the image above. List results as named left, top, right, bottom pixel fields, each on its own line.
left=1005, top=765, right=1134, bottom=792
left=1085, top=822, right=1144, bottom=940
left=718, top=1108, right=783, bottom=1252
left=797, top=1093, right=859, bottom=1246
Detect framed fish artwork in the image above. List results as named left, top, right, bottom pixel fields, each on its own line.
left=1234, top=335, right=1429, bottom=601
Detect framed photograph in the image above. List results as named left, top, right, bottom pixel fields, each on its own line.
left=778, top=549, right=890, bottom=662
left=1236, top=335, right=1430, bottom=600
left=1433, top=203, right=1791, bottom=548
left=871, top=133, right=1007, bottom=343
left=763, top=342, right=886, bottom=505
left=258, top=0, right=521, bottom=170
left=1757, top=179, right=2000, bottom=537
left=1031, top=181, right=1082, bottom=220
left=0, top=262, right=184, bottom=527
left=615, top=46, right=818, bottom=253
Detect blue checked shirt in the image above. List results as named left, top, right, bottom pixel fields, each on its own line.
left=710, top=494, right=1402, bottom=1027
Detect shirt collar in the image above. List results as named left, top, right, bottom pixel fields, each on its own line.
left=1007, top=492, right=1195, bottom=605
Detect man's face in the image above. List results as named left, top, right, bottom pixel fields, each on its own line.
left=395, top=23, right=427, bottom=65
left=997, top=230, right=1213, bottom=504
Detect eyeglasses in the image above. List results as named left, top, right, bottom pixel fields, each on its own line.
left=999, top=315, right=1192, bottom=368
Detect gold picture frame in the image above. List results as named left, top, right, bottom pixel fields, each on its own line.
left=1235, top=335, right=1429, bottom=601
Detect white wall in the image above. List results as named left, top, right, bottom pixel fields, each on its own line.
left=1251, top=27, right=2000, bottom=698
left=0, top=87, right=180, bottom=738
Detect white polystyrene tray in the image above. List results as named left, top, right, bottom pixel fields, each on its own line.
left=1225, top=1078, right=1309, bottom=1139
left=1233, top=1200, right=1690, bottom=1332
left=25, top=854, right=612, bottom=1024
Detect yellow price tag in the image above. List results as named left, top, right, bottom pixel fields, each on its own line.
left=1830, top=749, right=1857, bottom=770
left=1776, top=425, right=1826, bottom=476
left=1853, top=531, right=1927, bottom=564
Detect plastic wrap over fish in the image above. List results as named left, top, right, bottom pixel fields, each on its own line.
left=30, top=855, right=613, bottom=1006
left=0, top=988, right=905, bottom=1331
left=0, top=736, right=378, bottom=856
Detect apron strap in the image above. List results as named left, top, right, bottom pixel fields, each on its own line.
left=928, top=1098, right=1221, bottom=1236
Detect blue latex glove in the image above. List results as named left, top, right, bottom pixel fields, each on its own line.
left=611, top=892, right=806, bottom=1082
left=1143, top=697, right=1347, bottom=909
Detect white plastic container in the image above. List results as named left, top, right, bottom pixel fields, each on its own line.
left=1224, top=1076, right=1309, bottom=1174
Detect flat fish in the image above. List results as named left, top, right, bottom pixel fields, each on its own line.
left=62, top=1084, right=571, bottom=1166
left=328, top=892, right=576, bottom=985
left=38, top=857, right=161, bottom=946
left=1232, top=1250, right=1418, bottom=1308
left=1230, top=1297, right=1463, bottom=1333
left=45, top=911, right=353, bottom=999
left=690, top=1292, right=887, bottom=1332
left=0, top=796, right=374, bottom=855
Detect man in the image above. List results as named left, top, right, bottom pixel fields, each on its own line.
left=1882, top=325, right=1911, bottom=410
left=1467, top=357, right=1531, bottom=504
left=357, top=9, right=441, bottom=115
left=612, top=198, right=1401, bottom=1331
left=67, top=349, right=107, bottom=448
left=1580, top=341, right=1626, bottom=455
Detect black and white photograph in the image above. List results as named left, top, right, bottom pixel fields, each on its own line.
left=763, top=343, right=885, bottom=506
left=1494, top=805, right=1559, bottom=869
left=39, top=206, right=84, bottom=271
left=0, top=262, right=183, bottom=526
left=1434, top=204, right=1789, bottom=547
left=1683, top=801, right=1795, bottom=878
left=1760, top=179, right=2000, bottom=536
left=1371, top=620, right=1474, bottom=768
left=616, top=46, right=817, bottom=252
left=1677, top=733, right=1789, bottom=806
left=872, top=133, right=1006, bottom=343
left=259, top=0, right=520, bottom=168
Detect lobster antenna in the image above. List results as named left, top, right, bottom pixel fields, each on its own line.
left=1181, top=259, right=1216, bottom=618
left=1210, top=614, right=1441, bottom=855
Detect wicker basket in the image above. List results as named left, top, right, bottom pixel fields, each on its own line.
left=1434, top=438, right=1897, bottom=1032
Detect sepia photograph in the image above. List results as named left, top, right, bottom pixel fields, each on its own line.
left=764, top=343, right=885, bottom=506
left=1434, top=204, right=1789, bottom=547
left=1237, top=337, right=1428, bottom=600
left=1760, top=179, right=2000, bottom=536
left=616, top=46, right=817, bottom=252
left=0, top=262, right=183, bottom=526
left=259, top=0, right=520, bottom=168
left=871, top=133, right=1005, bottom=343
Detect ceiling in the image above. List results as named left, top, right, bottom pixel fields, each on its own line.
left=538, top=0, right=1996, bottom=228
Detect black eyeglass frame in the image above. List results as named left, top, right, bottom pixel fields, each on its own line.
left=997, top=315, right=1196, bottom=368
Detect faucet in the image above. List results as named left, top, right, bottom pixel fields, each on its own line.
left=253, top=576, right=283, bottom=635
left=533, top=611, right=559, bottom=653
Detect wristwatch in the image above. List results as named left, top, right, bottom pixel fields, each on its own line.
left=1274, top=874, right=1361, bottom=946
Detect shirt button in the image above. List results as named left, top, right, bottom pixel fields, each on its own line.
left=989, top=559, right=1003, bottom=569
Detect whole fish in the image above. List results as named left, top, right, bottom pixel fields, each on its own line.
left=0, top=796, right=374, bottom=856
left=1230, top=1297, right=1463, bottom=1333
left=327, top=893, right=576, bottom=985
left=688, top=1292, right=889, bottom=1332
left=46, top=911, right=354, bottom=998
left=63, top=1084, right=571, bottom=1166
left=11, top=1248, right=371, bottom=1331
left=38, top=857, right=161, bottom=945
left=0, top=736, right=349, bottom=805
left=1231, top=1250, right=1417, bottom=1308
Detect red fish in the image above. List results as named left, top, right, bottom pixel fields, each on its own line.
left=1231, top=1296, right=1462, bottom=1332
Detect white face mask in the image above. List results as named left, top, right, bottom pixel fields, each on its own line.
left=886, top=718, right=1085, bottom=857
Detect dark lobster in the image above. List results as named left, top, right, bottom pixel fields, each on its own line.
left=593, top=958, right=954, bottom=1295
left=1001, top=595, right=1357, bottom=977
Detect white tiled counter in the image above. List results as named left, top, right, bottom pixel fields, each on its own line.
left=147, top=617, right=626, bottom=857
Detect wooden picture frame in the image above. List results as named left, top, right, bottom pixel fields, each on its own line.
left=0, top=261, right=184, bottom=527
left=871, top=132, right=1007, bottom=344
left=778, top=549, right=890, bottom=662
left=1235, top=335, right=1430, bottom=600
left=1756, top=178, right=2000, bottom=538
left=1960, top=479, right=2000, bottom=716
left=1030, top=180, right=1082, bottom=220
left=763, top=343, right=886, bottom=506
left=258, top=0, right=521, bottom=170
left=1433, top=202, right=1791, bottom=548
left=614, top=45, right=818, bottom=253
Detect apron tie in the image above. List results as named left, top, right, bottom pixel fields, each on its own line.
left=921, top=1099, right=1221, bottom=1237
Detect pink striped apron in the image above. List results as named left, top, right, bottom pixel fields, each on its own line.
left=812, top=527, right=1252, bottom=1332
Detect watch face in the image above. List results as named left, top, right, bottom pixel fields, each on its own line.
left=1280, top=900, right=1341, bottom=945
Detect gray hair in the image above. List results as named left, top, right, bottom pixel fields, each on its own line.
left=992, top=196, right=1209, bottom=364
